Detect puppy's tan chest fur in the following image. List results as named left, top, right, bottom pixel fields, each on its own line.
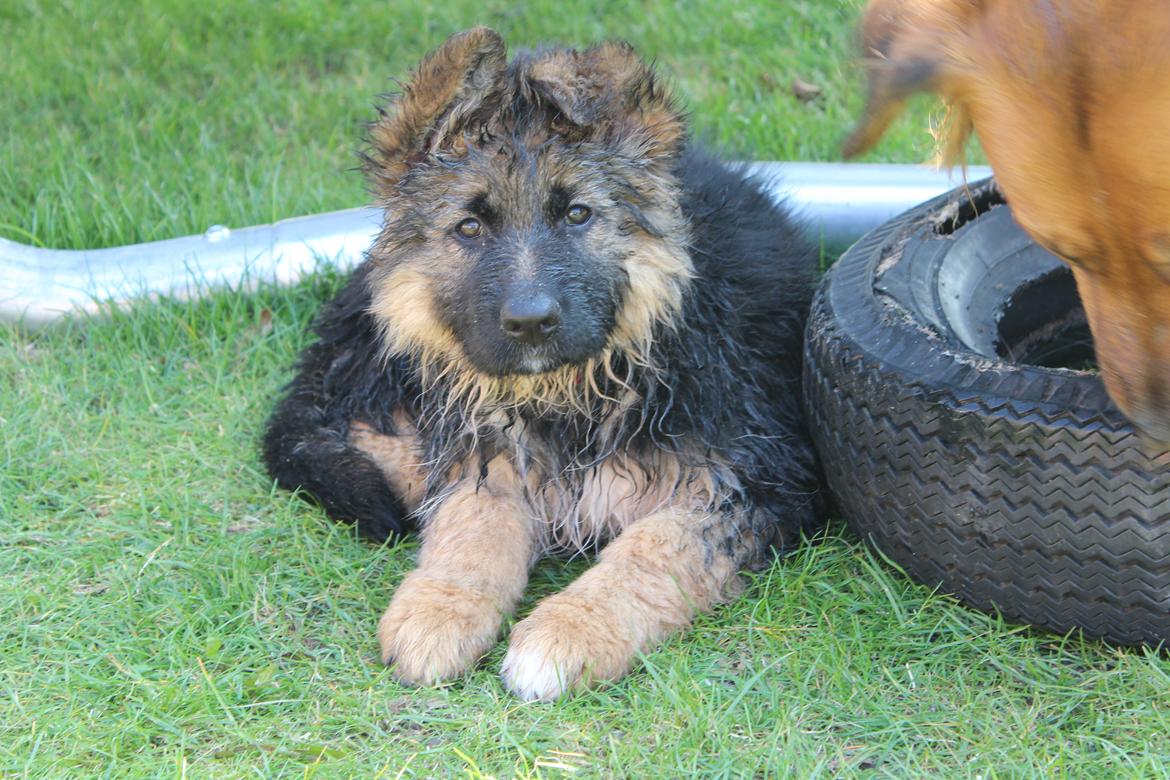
left=532, top=456, right=684, bottom=551
left=488, top=410, right=720, bottom=550
left=349, top=416, right=715, bottom=551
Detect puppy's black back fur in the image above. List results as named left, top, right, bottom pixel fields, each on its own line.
left=652, top=150, right=821, bottom=549
left=262, top=263, right=421, bottom=540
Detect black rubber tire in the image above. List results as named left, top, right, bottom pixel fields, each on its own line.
left=804, top=177, right=1170, bottom=646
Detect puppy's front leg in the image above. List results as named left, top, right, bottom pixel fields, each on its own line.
left=379, top=456, right=534, bottom=685
left=502, top=507, right=751, bottom=701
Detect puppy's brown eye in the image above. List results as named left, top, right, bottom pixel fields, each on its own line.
left=456, top=218, right=482, bottom=238
left=565, top=205, right=592, bottom=226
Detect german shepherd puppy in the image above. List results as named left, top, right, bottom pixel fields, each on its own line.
left=263, top=28, right=821, bottom=700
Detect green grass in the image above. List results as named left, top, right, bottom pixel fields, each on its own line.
left=1, top=1, right=1161, bottom=778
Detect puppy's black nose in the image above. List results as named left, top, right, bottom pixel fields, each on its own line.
left=500, top=290, right=561, bottom=345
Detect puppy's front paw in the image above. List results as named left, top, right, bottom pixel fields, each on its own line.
left=501, top=595, right=635, bottom=701
left=378, top=573, right=503, bottom=686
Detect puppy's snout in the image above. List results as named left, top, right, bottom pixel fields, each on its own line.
left=500, top=287, right=561, bottom=346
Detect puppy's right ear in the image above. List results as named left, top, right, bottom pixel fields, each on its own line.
left=364, top=27, right=506, bottom=193
left=843, top=0, right=977, bottom=159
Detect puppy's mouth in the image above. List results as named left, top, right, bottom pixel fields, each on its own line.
left=516, top=352, right=561, bottom=375
left=492, top=344, right=592, bottom=376
left=461, top=335, right=607, bottom=379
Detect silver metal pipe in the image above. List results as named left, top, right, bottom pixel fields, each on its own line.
left=0, top=162, right=991, bottom=326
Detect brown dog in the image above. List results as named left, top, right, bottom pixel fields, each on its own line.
left=845, top=0, right=1170, bottom=441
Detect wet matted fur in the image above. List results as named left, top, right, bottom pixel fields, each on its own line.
left=262, top=27, right=823, bottom=700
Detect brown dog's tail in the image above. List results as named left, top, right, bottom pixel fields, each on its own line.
left=843, top=0, right=977, bottom=163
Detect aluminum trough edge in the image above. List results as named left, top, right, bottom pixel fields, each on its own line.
left=0, top=162, right=991, bottom=327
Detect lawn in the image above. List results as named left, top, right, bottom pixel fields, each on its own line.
left=2, top=1, right=1167, bottom=778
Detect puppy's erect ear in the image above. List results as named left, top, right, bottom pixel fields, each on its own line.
left=527, top=42, right=685, bottom=161
left=365, top=27, right=507, bottom=192
left=843, top=0, right=980, bottom=159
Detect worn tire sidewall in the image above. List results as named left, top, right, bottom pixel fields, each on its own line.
left=803, top=182, right=1170, bottom=645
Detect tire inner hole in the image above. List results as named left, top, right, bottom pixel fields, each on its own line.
left=996, top=267, right=1097, bottom=371
left=935, top=182, right=1099, bottom=372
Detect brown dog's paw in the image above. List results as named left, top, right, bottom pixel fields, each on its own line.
left=378, top=573, right=503, bottom=686
left=500, top=595, right=635, bottom=701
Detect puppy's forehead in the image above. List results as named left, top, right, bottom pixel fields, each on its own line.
left=439, top=144, right=605, bottom=212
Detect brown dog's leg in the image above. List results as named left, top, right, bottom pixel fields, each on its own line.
left=378, top=456, right=534, bottom=685
left=501, top=507, right=747, bottom=700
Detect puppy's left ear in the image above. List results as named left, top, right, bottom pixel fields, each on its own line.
left=843, top=0, right=979, bottom=158
left=528, top=42, right=685, bottom=161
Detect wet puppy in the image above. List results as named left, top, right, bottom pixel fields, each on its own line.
left=263, top=28, right=821, bottom=700
left=846, top=0, right=1170, bottom=440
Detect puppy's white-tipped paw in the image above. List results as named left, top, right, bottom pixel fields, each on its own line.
left=501, top=595, right=635, bottom=701
left=500, top=645, right=575, bottom=701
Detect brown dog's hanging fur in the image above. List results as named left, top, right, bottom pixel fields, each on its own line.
left=846, top=0, right=1170, bottom=441
left=263, top=29, right=822, bottom=699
